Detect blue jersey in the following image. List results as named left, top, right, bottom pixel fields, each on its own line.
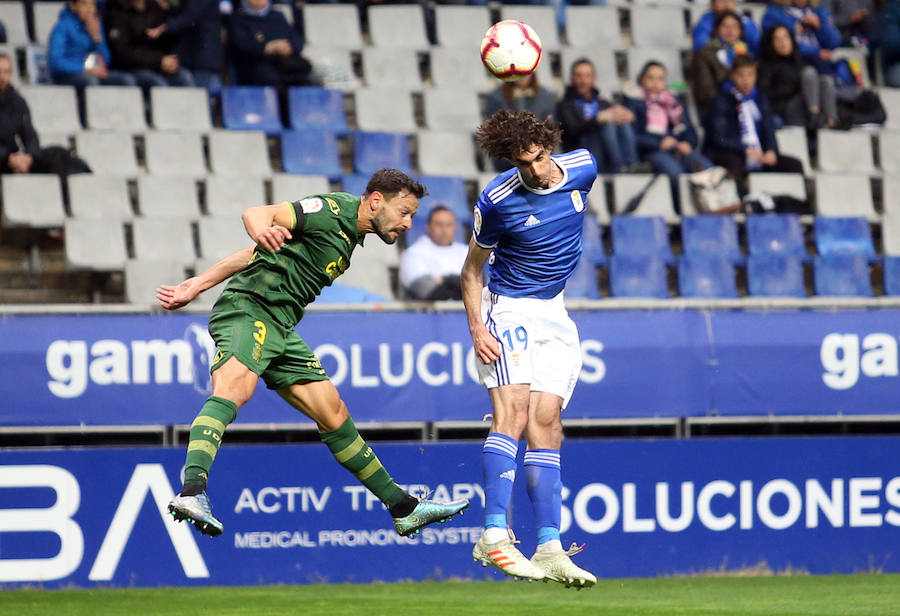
left=473, top=149, right=598, bottom=299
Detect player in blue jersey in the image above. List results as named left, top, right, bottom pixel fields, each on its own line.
left=463, top=110, right=598, bottom=589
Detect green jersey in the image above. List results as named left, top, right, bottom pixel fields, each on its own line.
left=226, top=192, right=364, bottom=328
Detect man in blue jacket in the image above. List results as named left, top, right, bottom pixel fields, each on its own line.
left=48, top=0, right=137, bottom=87
left=693, top=0, right=762, bottom=56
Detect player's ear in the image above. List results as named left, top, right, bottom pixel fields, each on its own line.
left=368, top=190, right=383, bottom=211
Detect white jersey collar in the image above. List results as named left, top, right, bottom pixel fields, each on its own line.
left=516, top=156, right=569, bottom=196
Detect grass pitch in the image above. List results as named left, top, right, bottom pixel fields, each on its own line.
left=5, top=574, right=898, bottom=616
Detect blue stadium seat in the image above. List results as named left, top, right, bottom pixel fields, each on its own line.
left=610, top=255, right=669, bottom=298
left=221, top=86, right=283, bottom=133
left=746, top=214, right=807, bottom=260
left=681, top=216, right=743, bottom=265
left=416, top=175, right=470, bottom=224
left=288, top=87, right=349, bottom=134
left=353, top=131, right=412, bottom=175
left=610, top=216, right=674, bottom=264
left=884, top=256, right=900, bottom=296
left=583, top=214, right=607, bottom=266
left=814, top=217, right=876, bottom=260
left=317, top=282, right=389, bottom=303
left=814, top=254, right=873, bottom=296
left=678, top=255, right=738, bottom=298
left=281, top=130, right=342, bottom=179
left=747, top=255, right=807, bottom=298
left=566, top=256, right=601, bottom=299
left=341, top=174, right=369, bottom=196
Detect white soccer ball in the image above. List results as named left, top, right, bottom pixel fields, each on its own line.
left=480, top=20, right=543, bottom=82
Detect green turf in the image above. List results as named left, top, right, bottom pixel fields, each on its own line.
left=5, top=575, right=898, bottom=616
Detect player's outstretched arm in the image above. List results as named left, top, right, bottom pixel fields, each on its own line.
left=242, top=202, right=295, bottom=252
left=461, top=239, right=501, bottom=364
left=156, top=246, right=255, bottom=310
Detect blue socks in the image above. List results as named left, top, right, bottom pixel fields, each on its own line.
left=524, top=449, right=562, bottom=545
left=482, top=432, right=518, bottom=530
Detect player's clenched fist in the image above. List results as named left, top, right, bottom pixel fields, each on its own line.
left=255, top=225, right=292, bottom=252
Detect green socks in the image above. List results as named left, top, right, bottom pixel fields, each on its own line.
left=182, top=396, right=239, bottom=496
left=320, top=417, right=413, bottom=514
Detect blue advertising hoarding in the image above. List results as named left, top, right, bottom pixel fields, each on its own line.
left=1, top=436, right=898, bottom=587
left=0, top=308, right=898, bottom=426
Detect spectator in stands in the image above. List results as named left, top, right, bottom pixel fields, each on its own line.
left=759, top=24, right=838, bottom=128
left=48, top=0, right=138, bottom=87
left=628, top=61, right=713, bottom=213
left=399, top=205, right=468, bottom=301
left=484, top=72, right=556, bottom=171
left=227, top=0, right=314, bottom=88
left=827, top=0, right=878, bottom=47
left=883, top=0, right=900, bottom=87
left=0, top=53, right=91, bottom=176
left=762, top=0, right=841, bottom=74
left=690, top=11, right=751, bottom=115
left=693, top=0, right=762, bottom=56
left=105, top=0, right=194, bottom=90
left=0, top=21, right=6, bottom=44
left=145, top=0, right=223, bottom=93
left=556, top=58, right=642, bottom=174
left=702, top=55, right=804, bottom=195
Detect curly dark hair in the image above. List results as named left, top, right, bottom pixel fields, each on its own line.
left=475, top=109, right=562, bottom=162
left=365, top=168, right=427, bottom=200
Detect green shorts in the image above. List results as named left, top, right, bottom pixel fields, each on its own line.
left=208, top=290, right=329, bottom=390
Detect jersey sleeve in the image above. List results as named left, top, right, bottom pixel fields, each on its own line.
left=289, top=196, right=334, bottom=235
left=574, top=149, right=599, bottom=191
left=473, top=191, right=502, bottom=249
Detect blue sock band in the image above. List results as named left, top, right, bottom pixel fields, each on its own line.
left=524, top=449, right=561, bottom=545
left=482, top=433, right=518, bottom=529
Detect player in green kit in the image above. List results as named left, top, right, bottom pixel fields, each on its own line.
left=156, top=169, right=469, bottom=537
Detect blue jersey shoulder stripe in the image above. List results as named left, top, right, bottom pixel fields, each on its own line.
left=489, top=178, right=521, bottom=203
left=487, top=175, right=520, bottom=203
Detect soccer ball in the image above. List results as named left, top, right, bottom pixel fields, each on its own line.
left=480, top=20, right=542, bottom=82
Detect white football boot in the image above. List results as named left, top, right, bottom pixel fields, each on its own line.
left=530, top=542, right=597, bottom=589
left=472, top=529, right=546, bottom=581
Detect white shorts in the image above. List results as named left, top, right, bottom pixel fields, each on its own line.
left=476, top=287, right=582, bottom=408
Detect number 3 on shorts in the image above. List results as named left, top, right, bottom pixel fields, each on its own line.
left=501, top=326, right=528, bottom=350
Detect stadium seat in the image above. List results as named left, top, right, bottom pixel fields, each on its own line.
left=189, top=258, right=231, bottom=309
left=362, top=48, right=423, bottom=90
left=368, top=5, right=429, bottom=49
left=341, top=173, right=369, bottom=196
left=564, top=6, right=623, bottom=49
left=270, top=173, right=331, bottom=203
left=288, top=87, right=349, bottom=133
left=630, top=7, right=688, bottom=48
left=610, top=255, right=669, bottom=299
left=881, top=88, right=900, bottom=130
left=434, top=5, right=491, bottom=47
left=151, top=87, right=212, bottom=132
left=36, top=131, right=70, bottom=147
left=132, top=217, right=196, bottom=266
left=18, top=85, right=82, bottom=134
left=34, top=2, right=65, bottom=45
left=416, top=174, right=470, bottom=224
left=560, top=47, right=620, bottom=95
left=75, top=132, right=138, bottom=177
left=417, top=130, right=480, bottom=178
left=0, top=2, right=29, bottom=46
left=353, top=131, right=412, bottom=175
left=747, top=173, right=807, bottom=201
left=125, top=259, right=185, bottom=306
left=814, top=217, right=876, bottom=259
left=64, top=218, right=127, bottom=271
left=814, top=253, right=873, bottom=296
left=1, top=174, right=65, bottom=228
left=611, top=174, right=679, bottom=223
left=814, top=174, right=877, bottom=221
left=626, top=47, right=685, bottom=86
left=817, top=130, right=875, bottom=174
left=884, top=256, right=900, bottom=296
left=610, top=216, right=674, bottom=263
left=144, top=131, right=207, bottom=178
left=67, top=175, right=133, bottom=221
left=747, top=255, right=806, bottom=298
left=745, top=214, right=807, bottom=259
left=205, top=175, right=266, bottom=217
left=582, top=213, right=607, bottom=266
left=198, top=216, right=254, bottom=261
left=678, top=255, right=738, bottom=298
left=354, top=87, right=417, bottom=133
left=302, top=5, right=363, bottom=50
left=882, top=177, right=900, bottom=255
left=566, top=256, right=601, bottom=299
left=681, top=215, right=743, bottom=264
left=317, top=282, right=390, bottom=303
left=587, top=177, right=610, bottom=225
left=879, top=132, right=900, bottom=174
left=303, top=47, right=361, bottom=91
left=136, top=176, right=201, bottom=220
left=429, top=47, right=495, bottom=93
left=499, top=6, right=560, bottom=51
left=208, top=130, right=272, bottom=176
left=337, top=253, right=395, bottom=298
left=280, top=129, right=342, bottom=179
left=422, top=88, right=481, bottom=132
left=85, top=86, right=146, bottom=132
left=221, top=86, right=283, bottom=133
left=774, top=128, right=812, bottom=175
